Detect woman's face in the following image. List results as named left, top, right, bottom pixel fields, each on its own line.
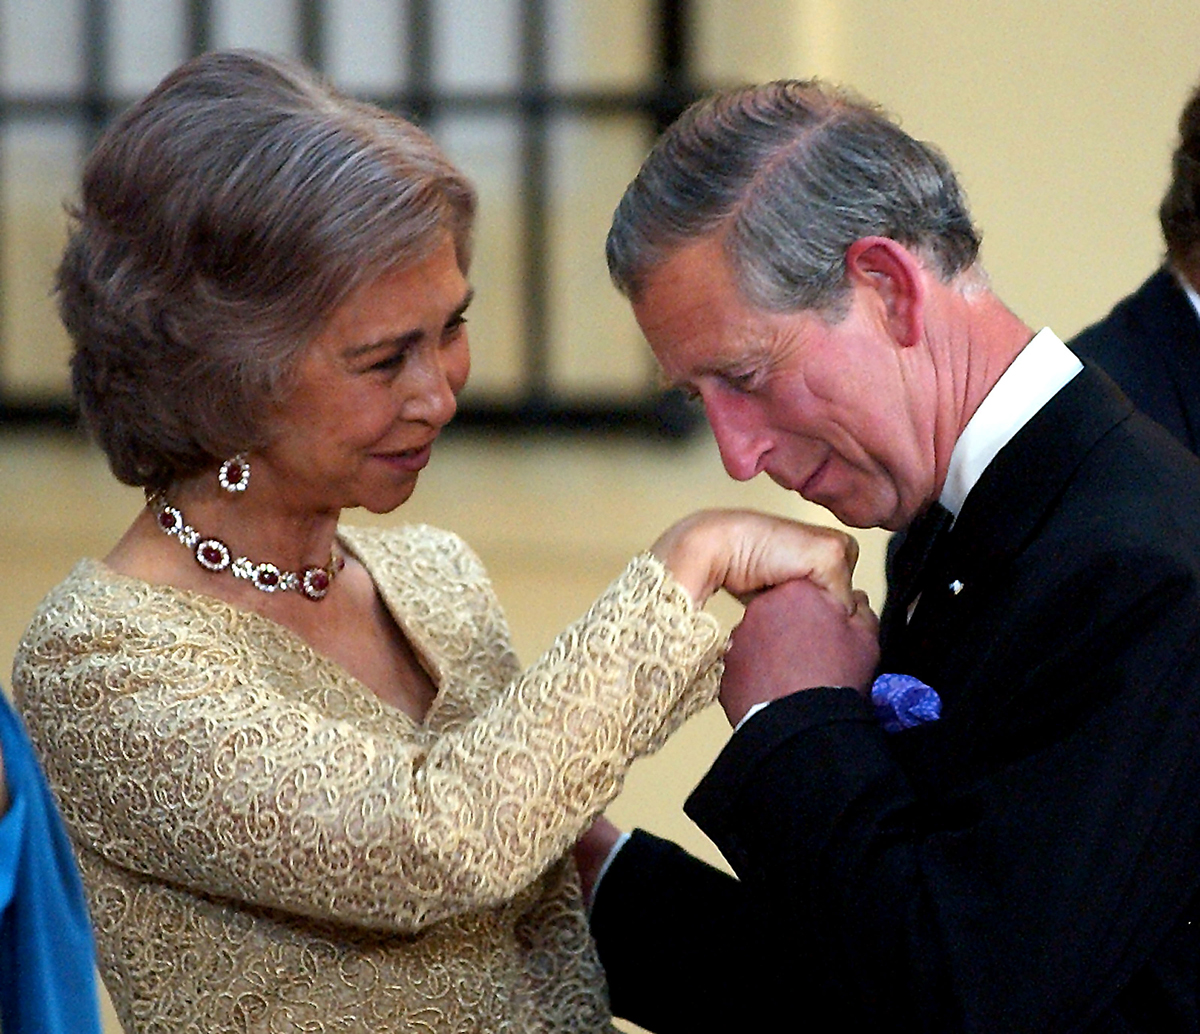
left=260, top=235, right=472, bottom=516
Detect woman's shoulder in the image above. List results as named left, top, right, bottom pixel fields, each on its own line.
left=21, top=558, right=147, bottom=638
left=13, top=560, right=176, bottom=710
left=15, top=556, right=242, bottom=675
left=25, top=557, right=227, bottom=622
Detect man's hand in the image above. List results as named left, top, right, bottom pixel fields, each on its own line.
left=720, top=578, right=880, bottom=726
left=574, top=815, right=624, bottom=909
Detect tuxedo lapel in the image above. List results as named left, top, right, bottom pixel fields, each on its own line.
left=882, top=367, right=1135, bottom=703
left=949, top=366, right=1134, bottom=575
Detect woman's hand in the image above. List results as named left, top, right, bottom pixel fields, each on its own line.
left=651, top=509, right=860, bottom=610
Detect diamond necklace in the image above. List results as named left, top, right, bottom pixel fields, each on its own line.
left=149, top=493, right=344, bottom=601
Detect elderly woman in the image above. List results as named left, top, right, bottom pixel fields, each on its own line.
left=12, top=51, right=866, bottom=1033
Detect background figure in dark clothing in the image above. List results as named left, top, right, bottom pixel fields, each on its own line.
left=1070, top=76, right=1200, bottom=453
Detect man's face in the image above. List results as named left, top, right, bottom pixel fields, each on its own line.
left=633, top=238, right=938, bottom=530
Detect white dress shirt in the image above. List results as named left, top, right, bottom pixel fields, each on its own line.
left=939, top=327, right=1082, bottom=518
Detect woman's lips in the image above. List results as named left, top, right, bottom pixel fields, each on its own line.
left=374, top=443, right=432, bottom=473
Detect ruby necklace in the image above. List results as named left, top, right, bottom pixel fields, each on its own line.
left=150, top=494, right=344, bottom=601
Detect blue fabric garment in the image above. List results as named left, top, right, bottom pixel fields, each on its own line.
left=0, top=690, right=102, bottom=1033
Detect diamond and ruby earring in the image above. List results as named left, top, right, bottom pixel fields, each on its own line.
left=218, top=453, right=250, bottom=493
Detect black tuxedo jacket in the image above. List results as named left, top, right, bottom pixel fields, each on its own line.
left=592, top=367, right=1200, bottom=1033
left=1070, top=267, right=1200, bottom=455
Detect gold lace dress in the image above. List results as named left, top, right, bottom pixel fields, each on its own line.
left=12, top=524, right=724, bottom=1034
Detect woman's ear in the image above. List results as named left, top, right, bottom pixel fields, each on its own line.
left=844, top=236, right=926, bottom=348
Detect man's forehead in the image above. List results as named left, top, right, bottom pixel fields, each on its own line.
left=636, top=244, right=760, bottom=353
left=639, top=236, right=734, bottom=302
left=638, top=273, right=814, bottom=389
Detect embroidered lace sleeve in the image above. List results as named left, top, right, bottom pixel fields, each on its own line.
left=13, top=529, right=722, bottom=933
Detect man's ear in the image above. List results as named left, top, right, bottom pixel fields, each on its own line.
left=844, top=236, right=925, bottom=348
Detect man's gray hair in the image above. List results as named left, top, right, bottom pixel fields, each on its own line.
left=607, top=80, right=982, bottom=315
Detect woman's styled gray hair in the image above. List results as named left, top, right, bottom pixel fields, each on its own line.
left=607, top=79, right=981, bottom=316
left=59, top=49, right=476, bottom=492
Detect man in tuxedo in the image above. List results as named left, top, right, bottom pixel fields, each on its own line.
left=582, top=80, right=1200, bottom=1032
left=1069, top=77, right=1200, bottom=454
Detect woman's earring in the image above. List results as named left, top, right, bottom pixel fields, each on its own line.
left=217, top=453, right=250, bottom=493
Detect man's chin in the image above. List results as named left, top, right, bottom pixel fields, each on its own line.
left=807, top=497, right=880, bottom=531
left=797, top=487, right=880, bottom=530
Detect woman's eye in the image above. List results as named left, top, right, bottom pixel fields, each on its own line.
left=370, top=350, right=407, bottom=372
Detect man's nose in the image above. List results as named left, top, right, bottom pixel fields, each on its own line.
left=704, top=393, right=770, bottom=481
